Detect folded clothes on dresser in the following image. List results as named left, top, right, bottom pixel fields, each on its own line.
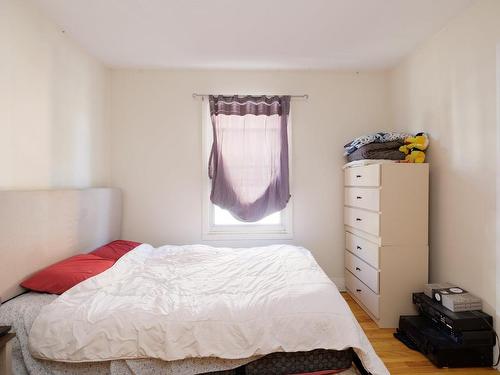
left=346, top=140, right=405, bottom=162
left=344, top=131, right=429, bottom=163
left=343, top=132, right=410, bottom=156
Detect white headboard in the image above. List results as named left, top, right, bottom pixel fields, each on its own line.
left=0, top=188, right=122, bottom=302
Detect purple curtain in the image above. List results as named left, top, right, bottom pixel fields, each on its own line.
left=208, top=95, right=291, bottom=222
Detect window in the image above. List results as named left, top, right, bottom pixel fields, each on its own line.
left=201, top=99, right=293, bottom=240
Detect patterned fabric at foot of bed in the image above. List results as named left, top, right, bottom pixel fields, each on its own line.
left=204, top=349, right=354, bottom=375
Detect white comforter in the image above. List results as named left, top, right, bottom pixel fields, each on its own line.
left=29, top=244, right=388, bottom=374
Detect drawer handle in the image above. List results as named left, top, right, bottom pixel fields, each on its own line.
left=355, top=218, right=362, bottom=222
left=356, top=196, right=363, bottom=199
left=356, top=245, right=362, bottom=250
left=355, top=175, right=362, bottom=178
left=356, top=288, right=362, bottom=292
left=355, top=267, right=361, bottom=271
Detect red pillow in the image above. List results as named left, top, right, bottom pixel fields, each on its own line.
left=90, top=240, right=141, bottom=261
left=21, top=254, right=114, bottom=294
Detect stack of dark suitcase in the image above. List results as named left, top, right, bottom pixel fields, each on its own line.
left=395, top=293, right=495, bottom=368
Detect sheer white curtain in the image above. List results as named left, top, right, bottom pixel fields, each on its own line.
left=208, top=95, right=291, bottom=222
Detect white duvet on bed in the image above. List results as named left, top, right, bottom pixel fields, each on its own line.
left=29, top=244, right=388, bottom=374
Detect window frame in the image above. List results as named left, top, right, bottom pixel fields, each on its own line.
left=201, top=98, right=293, bottom=241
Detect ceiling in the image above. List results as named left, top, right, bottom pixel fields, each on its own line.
left=32, top=0, right=474, bottom=70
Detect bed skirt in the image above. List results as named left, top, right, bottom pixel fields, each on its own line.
left=205, top=349, right=354, bottom=375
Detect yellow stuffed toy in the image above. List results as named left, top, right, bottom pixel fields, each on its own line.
left=399, top=132, right=429, bottom=163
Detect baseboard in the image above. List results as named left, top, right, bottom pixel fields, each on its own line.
left=332, top=277, right=346, bottom=292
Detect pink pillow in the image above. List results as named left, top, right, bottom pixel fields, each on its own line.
left=90, top=240, right=142, bottom=261
left=21, top=254, right=114, bottom=294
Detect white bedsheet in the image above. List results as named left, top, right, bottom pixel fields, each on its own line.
left=29, top=244, right=388, bottom=374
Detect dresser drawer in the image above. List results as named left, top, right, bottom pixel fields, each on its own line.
left=344, top=250, right=379, bottom=293
left=344, top=165, right=380, bottom=187
left=345, top=270, right=380, bottom=318
left=345, top=232, right=379, bottom=268
left=344, top=187, right=380, bottom=211
left=344, top=207, right=380, bottom=236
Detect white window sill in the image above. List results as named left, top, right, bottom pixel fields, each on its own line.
left=202, top=229, right=293, bottom=241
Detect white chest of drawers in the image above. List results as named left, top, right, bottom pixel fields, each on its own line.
left=343, top=163, right=429, bottom=328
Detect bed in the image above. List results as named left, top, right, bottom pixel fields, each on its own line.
left=0, top=292, right=357, bottom=375
left=0, top=189, right=388, bottom=375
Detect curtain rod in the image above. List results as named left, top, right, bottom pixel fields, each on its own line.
left=192, top=93, right=309, bottom=99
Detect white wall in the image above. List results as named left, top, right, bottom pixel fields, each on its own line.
left=110, top=69, right=391, bottom=284
left=5, top=0, right=500, bottom=328
left=390, top=0, right=500, bottom=319
left=0, top=0, right=110, bottom=189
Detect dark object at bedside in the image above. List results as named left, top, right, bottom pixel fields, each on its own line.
left=0, top=326, right=10, bottom=337
left=0, top=331, right=16, bottom=373
left=413, top=293, right=492, bottom=333
left=394, top=330, right=419, bottom=351
left=203, top=348, right=366, bottom=375
left=396, top=315, right=493, bottom=368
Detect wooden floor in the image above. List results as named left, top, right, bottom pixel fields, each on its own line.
left=342, top=293, right=497, bottom=374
